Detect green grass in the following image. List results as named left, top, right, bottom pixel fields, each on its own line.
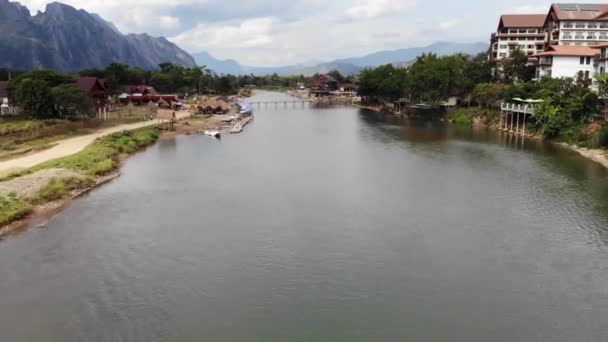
left=35, top=127, right=160, bottom=176
left=0, top=127, right=160, bottom=228
left=452, top=109, right=473, bottom=126
left=0, top=194, right=32, bottom=227
left=32, top=176, right=95, bottom=204
left=450, top=107, right=501, bottom=126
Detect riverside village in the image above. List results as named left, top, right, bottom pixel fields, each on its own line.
left=0, top=1, right=608, bottom=341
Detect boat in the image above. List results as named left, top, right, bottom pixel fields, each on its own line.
left=237, top=102, right=254, bottom=116
left=202, top=130, right=221, bottom=138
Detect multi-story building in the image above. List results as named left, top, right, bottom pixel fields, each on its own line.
left=492, top=3, right=608, bottom=83
left=534, top=45, right=597, bottom=79
left=546, top=3, right=608, bottom=47
left=490, top=14, right=547, bottom=63
left=594, top=43, right=608, bottom=75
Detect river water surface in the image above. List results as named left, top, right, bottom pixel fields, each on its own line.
left=1, top=91, right=608, bottom=341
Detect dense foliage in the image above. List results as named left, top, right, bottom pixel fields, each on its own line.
left=79, top=62, right=323, bottom=96
left=358, top=51, right=606, bottom=146
left=358, top=52, right=493, bottom=103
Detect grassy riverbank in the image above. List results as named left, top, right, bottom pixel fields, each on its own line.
left=0, top=108, right=153, bottom=161
left=0, top=127, right=159, bottom=235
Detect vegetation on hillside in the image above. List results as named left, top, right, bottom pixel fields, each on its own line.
left=357, top=50, right=607, bottom=147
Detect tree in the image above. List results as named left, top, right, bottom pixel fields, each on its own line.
left=533, top=99, right=569, bottom=138
left=595, top=73, right=608, bottom=109
left=16, top=79, right=54, bottom=118
left=472, top=83, right=508, bottom=108
left=51, top=84, right=92, bottom=118
left=327, top=70, right=345, bottom=82
left=502, top=49, right=535, bottom=83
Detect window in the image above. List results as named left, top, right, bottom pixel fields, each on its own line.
left=509, top=29, right=518, bottom=34
left=518, top=29, right=527, bottom=34
left=575, top=22, right=585, bottom=28
left=601, top=66, right=605, bottom=75
left=564, top=22, right=574, bottom=28
left=581, top=56, right=585, bottom=64
left=499, top=53, right=507, bottom=58
left=587, top=33, right=596, bottom=40
left=586, top=56, right=592, bottom=65
left=527, top=45, right=535, bottom=49
left=600, top=33, right=608, bottom=40
left=537, top=45, right=544, bottom=50
left=527, top=29, right=537, bottom=34
left=600, top=23, right=608, bottom=29
left=563, top=31, right=573, bottom=39
left=585, top=70, right=590, bottom=80
left=500, top=37, right=507, bottom=41
left=588, top=23, right=598, bottom=29
left=575, top=33, right=585, bottom=40
left=576, top=42, right=583, bottom=46
left=499, top=45, right=507, bottom=49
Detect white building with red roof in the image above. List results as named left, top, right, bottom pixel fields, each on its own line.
left=546, top=3, right=608, bottom=47
left=534, top=45, right=598, bottom=79
left=491, top=14, right=547, bottom=63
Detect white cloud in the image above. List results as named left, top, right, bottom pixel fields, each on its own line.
left=439, top=18, right=465, bottom=30
left=159, top=16, right=181, bottom=30
left=346, top=0, right=415, bottom=19
left=18, top=0, right=201, bottom=33
left=172, top=17, right=277, bottom=52
left=505, top=4, right=548, bottom=14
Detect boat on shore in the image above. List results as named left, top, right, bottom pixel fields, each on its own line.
left=201, top=130, right=221, bottom=138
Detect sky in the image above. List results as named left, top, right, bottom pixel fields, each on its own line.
left=16, top=0, right=608, bottom=66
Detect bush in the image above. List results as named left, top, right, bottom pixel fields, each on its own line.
left=452, top=109, right=472, bottom=125
left=597, top=125, right=608, bottom=148
left=34, top=176, right=95, bottom=203
left=0, top=194, right=32, bottom=226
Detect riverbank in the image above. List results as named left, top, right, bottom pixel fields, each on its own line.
left=448, top=107, right=608, bottom=171
left=0, top=113, right=232, bottom=238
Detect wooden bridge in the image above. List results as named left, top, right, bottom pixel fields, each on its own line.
left=249, top=100, right=313, bottom=109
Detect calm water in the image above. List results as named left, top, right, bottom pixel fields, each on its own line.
left=1, top=91, right=608, bottom=341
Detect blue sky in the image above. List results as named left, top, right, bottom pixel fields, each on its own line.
left=18, top=0, right=608, bottom=66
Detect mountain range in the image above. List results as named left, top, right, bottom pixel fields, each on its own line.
left=193, top=42, right=488, bottom=76
left=0, top=0, right=195, bottom=72
left=0, top=0, right=487, bottom=76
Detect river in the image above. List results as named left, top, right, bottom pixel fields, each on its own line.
left=1, top=90, right=607, bottom=341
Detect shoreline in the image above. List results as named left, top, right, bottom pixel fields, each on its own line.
left=357, top=103, right=608, bottom=172
left=0, top=114, right=230, bottom=239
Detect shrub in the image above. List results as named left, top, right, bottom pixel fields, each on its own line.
left=0, top=194, right=32, bottom=226
left=597, top=124, right=608, bottom=148
left=452, top=109, right=472, bottom=126
left=33, top=176, right=95, bottom=203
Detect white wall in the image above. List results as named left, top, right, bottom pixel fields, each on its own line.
left=551, top=56, right=596, bottom=79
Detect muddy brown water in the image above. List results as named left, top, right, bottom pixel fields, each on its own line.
left=1, top=91, right=607, bottom=341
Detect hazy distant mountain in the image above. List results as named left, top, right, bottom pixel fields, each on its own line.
left=335, top=42, right=489, bottom=67
left=193, top=51, right=245, bottom=75
left=194, top=42, right=487, bottom=76
left=0, top=0, right=195, bottom=71
left=243, top=62, right=362, bottom=77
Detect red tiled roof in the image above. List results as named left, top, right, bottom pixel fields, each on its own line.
left=534, top=45, right=598, bottom=57
left=77, top=77, right=108, bottom=94
left=549, top=3, right=608, bottom=21
left=499, top=14, right=547, bottom=29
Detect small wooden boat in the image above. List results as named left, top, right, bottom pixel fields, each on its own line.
left=202, top=130, right=221, bottom=138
